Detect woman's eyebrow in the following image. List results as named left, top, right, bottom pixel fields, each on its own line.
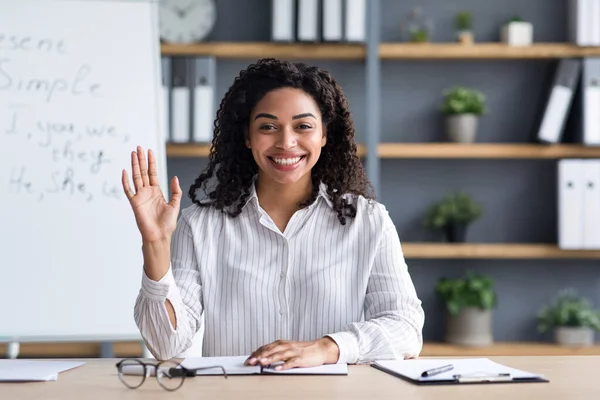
left=254, top=113, right=277, bottom=120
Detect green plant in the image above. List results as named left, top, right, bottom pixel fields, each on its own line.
left=423, top=191, right=483, bottom=229
left=440, top=86, right=487, bottom=115
left=507, top=15, right=525, bottom=23
left=436, top=271, right=497, bottom=316
left=409, top=28, right=429, bottom=42
left=455, top=11, right=472, bottom=31
left=536, top=290, right=600, bottom=333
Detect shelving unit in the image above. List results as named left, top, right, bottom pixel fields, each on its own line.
left=402, top=243, right=600, bottom=259
left=166, top=143, right=600, bottom=159
left=160, top=42, right=600, bottom=60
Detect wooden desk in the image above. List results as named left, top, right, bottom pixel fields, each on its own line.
left=2, top=356, right=598, bottom=399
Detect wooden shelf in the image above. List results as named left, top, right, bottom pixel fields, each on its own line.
left=160, top=42, right=600, bottom=60
left=422, top=342, right=600, bottom=356
left=166, top=143, right=600, bottom=159
left=160, top=42, right=365, bottom=60
left=380, top=42, right=600, bottom=59
left=377, top=143, right=600, bottom=159
left=166, top=143, right=367, bottom=158
left=2, top=341, right=597, bottom=358
left=402, top=243, right=600, bottom=259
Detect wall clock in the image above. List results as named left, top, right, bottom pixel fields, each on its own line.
left=159, top=0, right=217, bottom=43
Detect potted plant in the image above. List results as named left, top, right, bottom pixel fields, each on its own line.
left=455, top=11, right=473, bottom=44
left=402, top=7, right=434, bottom=43
left=501, top=15, right=533, bottom=46
left=440, top=86, right=486, bottom=143
left=537, top=289, right=600, bottom=346
left=436, top=271, right=497, bottom=346
left=423, top=191, right=483, bottom=243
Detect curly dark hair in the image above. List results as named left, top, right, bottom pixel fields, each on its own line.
left=188, top=58, right=374, bottom=225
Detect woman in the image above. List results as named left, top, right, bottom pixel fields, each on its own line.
left=122, top=58, right=424, bottom=370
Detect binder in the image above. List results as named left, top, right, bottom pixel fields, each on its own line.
left=344, top=0, right=365, bottom=42
left=558, top=159, right=585, bottom=249
left=569, top=0, right=593, bottom=45
left=160, top=56, right=172, bottom=142
left=371, top=358, right=548, bottom=386
left=297, top=0, right=319, bottom=41
left=322, top=0, right=343, bottom=42
left=536, top=59, right=581, bottom=144
left=191, top=56, right=216, bottom=143
left=170, top=57, right=192, bottom=143
left=582, top=159, right=600, bottom=249
left=272, top=0, right=295, bottom=42
left=581, top=57, right=600, bottom=145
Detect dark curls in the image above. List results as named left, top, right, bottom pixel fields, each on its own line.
left=188, top=58, right=373, bottom=225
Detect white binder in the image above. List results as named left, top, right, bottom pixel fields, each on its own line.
left=582, top=159, right=600, bottom=249
left=192, top=57, right=216, bottom=143
left=344, top=0, right=365, bottom=42
left=272, top=0, right=295, bottom=41
left=582, top=58, right=600, bottom=145
left=537, top=59, right=581, bottom=144
left=569, top=0, right=594, bottom=45
left=170, top=57, right=191, bottom=143
left=322, top=0, right=343, bottom=41
left=297, top=0, right=319, bottom=41
left=558, top=159, right=585, bottom=249
left=161, top=56, right=172, bottom=142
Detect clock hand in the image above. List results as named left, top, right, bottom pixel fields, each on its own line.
left=181, top=2, right=198, bottom=15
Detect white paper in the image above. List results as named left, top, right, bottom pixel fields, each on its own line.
left=181, top=355, right=347, bottom=375
left=0, top=360, right=85, bottom=382
left=373, top=358, right=543, bottom=382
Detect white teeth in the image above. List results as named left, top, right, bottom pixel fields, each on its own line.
left=272, top=156, right=302, bottom=165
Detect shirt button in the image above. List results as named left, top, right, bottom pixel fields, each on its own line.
left=280, top=272, right=285, bottom=278
left=279, top=309, right=285, bottom=315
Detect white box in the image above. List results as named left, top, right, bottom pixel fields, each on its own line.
left=501, top=22, right=533, bottom=46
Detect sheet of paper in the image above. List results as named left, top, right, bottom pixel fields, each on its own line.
left=0, top=360, right=85, bottom=382
left=373, top=358, right=543, bottom=382
left=181, top=356, right=348, bottom=375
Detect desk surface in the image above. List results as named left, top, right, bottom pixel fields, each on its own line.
left=2, top=356, right=599, bottom=400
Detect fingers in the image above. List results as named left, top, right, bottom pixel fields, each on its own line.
left=169, top=176, right=182, bottom=209
left=131, top=150, right=143, bottom=192
left=122, top=169, right=134, bottom=200
left=137, top=146, right=150, bottom=187
left=261, top=349, right=299, bottom=367
left=246, top=341, right=290, bottom=366
left=276, top=357, right=301, bottom=371
left=147, top=149, right=159, bottom=186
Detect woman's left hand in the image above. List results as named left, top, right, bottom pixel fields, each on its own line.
left=245, top=338, right=340, bottom=371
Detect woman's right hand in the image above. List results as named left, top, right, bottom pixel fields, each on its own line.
left=121, top=146, right=182, bottom=244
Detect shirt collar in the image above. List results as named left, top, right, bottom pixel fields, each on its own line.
left=241, top=176, right=335, bottom=211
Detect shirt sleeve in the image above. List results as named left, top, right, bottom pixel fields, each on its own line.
left=326, top=213, right=425, bottom=364
left=133, top=214, right=203, bottom=360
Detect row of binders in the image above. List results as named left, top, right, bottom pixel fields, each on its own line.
left=568, top=0, right=600, bottom=46
left=536, top=57, right=600, bottom=145
left=161, top=56, right=215, bottom=144
left=558, top=159, right=600, bottom=249
left=272, top=0, right=366, bottom=42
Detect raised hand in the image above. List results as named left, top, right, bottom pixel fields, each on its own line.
left=122, top=146, right=182, bottom=244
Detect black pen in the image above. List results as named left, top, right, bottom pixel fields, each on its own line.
left=421, top=364, right=454, bottom=377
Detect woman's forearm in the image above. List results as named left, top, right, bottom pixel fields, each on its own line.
left=142, top=238, right=177, bottom=329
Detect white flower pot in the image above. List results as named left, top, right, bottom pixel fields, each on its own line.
left=445, top=114, right=479, bottom=143
left=445, top=307, right=493, bottom=347
left=501, top=22, right=533, bottom=46
left=554, top=327, right=595, bottom=346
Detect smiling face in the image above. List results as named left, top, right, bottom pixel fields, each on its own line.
left=246, top=87, right=327, bottom=187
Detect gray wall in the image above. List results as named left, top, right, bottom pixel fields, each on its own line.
left=167, top=0, right=600, bottom=343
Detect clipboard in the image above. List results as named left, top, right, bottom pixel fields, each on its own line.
left=371, top=358, right=549, bottom=386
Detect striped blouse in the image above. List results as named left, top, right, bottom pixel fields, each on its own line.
left=134, top=182, right=425, bottom=363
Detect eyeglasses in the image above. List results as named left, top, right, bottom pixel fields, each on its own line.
left=115, top=358, right=228, bottom=391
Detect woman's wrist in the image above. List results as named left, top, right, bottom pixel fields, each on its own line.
left=317, top=336, right=340, bottom=364
left=142, top=237, right=171, bottom=281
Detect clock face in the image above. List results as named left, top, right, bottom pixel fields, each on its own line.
left=159, top=0, right=216, bottom=43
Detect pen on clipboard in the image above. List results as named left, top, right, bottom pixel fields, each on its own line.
left=421, top=364, right=454, bottom=377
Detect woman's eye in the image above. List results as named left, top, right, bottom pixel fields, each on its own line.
left=259, top=124, right=276, bottom=130
left=298, top=123, right=312, bottom=130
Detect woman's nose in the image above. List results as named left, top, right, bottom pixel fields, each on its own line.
left=276, top=127, right=297, bottom=149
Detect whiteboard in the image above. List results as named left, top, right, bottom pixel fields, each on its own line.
left=0, top=0, right=167, bottom=341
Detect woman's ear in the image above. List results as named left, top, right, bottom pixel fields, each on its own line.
left=321, top=125, right=327, bottom=147
left=244, top=126, right=251, bottom=148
